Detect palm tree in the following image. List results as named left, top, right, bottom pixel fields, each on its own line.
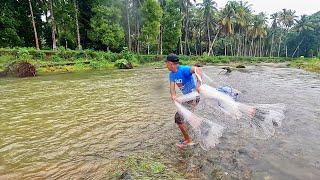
left=220, top=1, right=238, bottom=55
left=234, top=1, right=252, bottom=56
left=249, top=13, right=267, bottom=56
left=197, top=0, right=217, bottom=54
left=278, top=9, right=297, bottom=57
left=269, top=12, right=279, bottom=57
left=291, top=15, right=314, bottom=57
left=28, top=0, right=40, bottom=50
left=220, top=1, right=237, bottom=35
left=179, top=0, right=195, bottom=55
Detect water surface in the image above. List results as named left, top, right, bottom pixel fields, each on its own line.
left=0, top=66, right=319, bottom=179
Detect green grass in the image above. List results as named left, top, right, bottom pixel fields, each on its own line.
left=1, top=48, right=319, bottom=74
left=107, top=154, right=184, bottom=179
left=290, top=58, right=320, bottom=73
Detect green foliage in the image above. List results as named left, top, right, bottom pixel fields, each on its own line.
left=140, top=0, right=163, bottom=52
left=89, top=5, right=125, bottom=50
left=0, top=1, right=23, bottom=47
left=124, top=156, right=166, bottom=176
left=114, top=58, right=129, bottom=68
left=287, top=12, right=320, bottom=57
left=162, top=0, right=182, bottom=54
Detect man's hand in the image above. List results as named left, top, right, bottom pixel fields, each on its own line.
left=171, top=94, right=177, bottom=102
left=196, top=82, right=201, bottom=93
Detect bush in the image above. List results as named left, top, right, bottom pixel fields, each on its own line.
left=115, top=59, right=133, bottom=69
left=4, top=61, right=36, bottom=77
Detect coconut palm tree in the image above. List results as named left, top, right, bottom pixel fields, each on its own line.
left=197, top=0, right=217, bottom=54
left=269, top=12, right=280, bottom=57
left=249, top=13, right=267, bottom=56
left=220, top=1, right=238, bottom=55
left=234, top=0, right=252, bottom=56
left=291, top=15, right=314, bottom=57
left=179, top=0, right=195, bottom=55
left=278, top=9, right=297, bottom=57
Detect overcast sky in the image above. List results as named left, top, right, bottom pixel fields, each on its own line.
left=211, top=0, right=320, bottom=17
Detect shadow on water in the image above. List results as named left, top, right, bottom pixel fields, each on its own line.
left=0, top=66, right=319, bottom=179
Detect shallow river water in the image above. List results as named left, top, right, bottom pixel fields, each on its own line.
left=0, top=65, right=319, bottom=179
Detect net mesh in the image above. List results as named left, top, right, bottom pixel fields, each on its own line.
left=174, top=83, right=286, bottom=150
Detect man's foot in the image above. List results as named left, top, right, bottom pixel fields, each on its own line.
left=176, top=139, right=195, bottom=148
left=249, top=108, right=257, bottom=118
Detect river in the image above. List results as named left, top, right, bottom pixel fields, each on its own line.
left=0, top=65, right=319, bottom=179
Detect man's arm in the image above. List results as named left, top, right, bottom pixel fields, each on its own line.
left=170, top=81, right=177, bottom=101
left=190, top=66, right=202, bottom=91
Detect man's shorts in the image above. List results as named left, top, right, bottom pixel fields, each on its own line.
left=175, top=96, right=200, bottom=124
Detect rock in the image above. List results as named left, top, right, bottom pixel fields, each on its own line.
left=0, top=71, right=7, bottom=77
left=236, top=65, right=246, bottom=68
left=194, top=63, right=205, bottom=67
left=221, top=67, right=232, bottom=73
left=120, top=171, right=132, bottom=180
left=238, top=148, right=248, bottom=155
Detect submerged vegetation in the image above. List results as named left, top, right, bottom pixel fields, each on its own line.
left=106, top=154, right=183, bottom=179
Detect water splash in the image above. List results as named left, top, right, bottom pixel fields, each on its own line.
left=174, top=101, right=224, bottom=150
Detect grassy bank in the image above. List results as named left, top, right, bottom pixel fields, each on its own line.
left=290, top=58, right=320, bottom=73
left=0, top=48, right=319, bottom=74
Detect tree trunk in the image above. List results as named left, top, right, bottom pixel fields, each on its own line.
left=126, top=0, right=131, bottom=51
left=179, top=36, right=183, bottom=55
left=160, top=25, right=163, bottom=55
left=249, top=39, right=254, bottom=56
left=292, top=39, right=303, bottom=57
left=230, top=43, right=233, bottom=56
left=206, top=20, right=211, bottom=53
left=262, top=40, right=265, bottom=56
left=208, top=28, right=220, bottom=55
left=199, top=29, right=202, bottom=55
left=224, top=40, right=227, bottom=56
left=259, top=37, right=262, bottom=57
left=184, top=3, right=189, bottom=55
left=74, top=0, right=81, bottom=50
left=270, top=33, right=274, bottom=57
left=49, top=0, right=57, bottom=50
left=237, top=31, right=241, bottom=56
left=137, top=17, right=140, bottom=54
left=28, top=0, right=39, bottom=50
left=244, top=32, right=248, bottom=56
left=277, top=34, right=282, bottom=57
left=285, top=45, right=288, bottom=57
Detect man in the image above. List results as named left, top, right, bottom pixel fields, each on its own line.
left=165, top=53, right=202, bottom=148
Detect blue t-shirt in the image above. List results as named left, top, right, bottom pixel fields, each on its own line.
left=169, top=65, right=196, bottom=94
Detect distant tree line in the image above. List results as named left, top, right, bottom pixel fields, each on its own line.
left=1, top=0, right=319, bottom=57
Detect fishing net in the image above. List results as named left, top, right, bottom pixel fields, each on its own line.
left=174, top=72, right=286, bottom=149
left=174, top=101, right=224, bottom=150
left=198, top=85, right=286, bottom=139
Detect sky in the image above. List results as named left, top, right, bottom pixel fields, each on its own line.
left=212, top=0, right=320, bottom=17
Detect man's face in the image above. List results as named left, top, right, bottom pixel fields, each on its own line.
left=166, top=61, right=174, bottom=71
